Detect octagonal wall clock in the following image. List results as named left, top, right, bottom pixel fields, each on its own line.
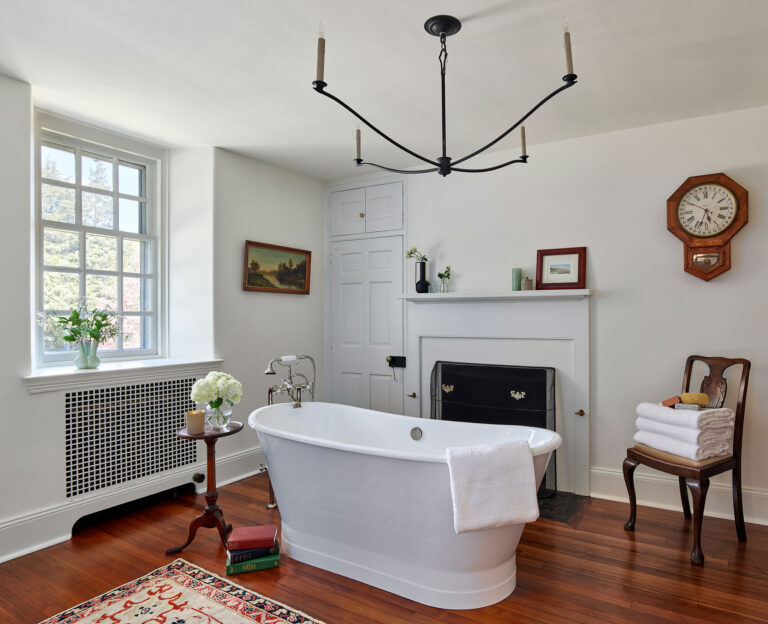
left=667, top=172, right=748, bottom=281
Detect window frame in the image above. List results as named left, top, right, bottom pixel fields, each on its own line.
left=34, top=112, right=167, bottom=366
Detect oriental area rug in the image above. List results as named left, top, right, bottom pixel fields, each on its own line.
left=39, top=558, right=324, bottom=624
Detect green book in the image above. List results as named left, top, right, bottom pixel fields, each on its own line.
left=225, top=552, right=280, bottom=575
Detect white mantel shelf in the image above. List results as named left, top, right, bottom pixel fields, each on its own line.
left=399, top=290, right=590, bottom=302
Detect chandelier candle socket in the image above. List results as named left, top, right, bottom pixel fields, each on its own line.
left=313, top=15, right=578, bottom=177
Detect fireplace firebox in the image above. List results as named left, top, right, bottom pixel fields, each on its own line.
left=430, top=361, right=557, bottom=494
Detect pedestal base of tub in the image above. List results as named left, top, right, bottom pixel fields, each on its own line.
left=282, top=524, right=517, bottom=610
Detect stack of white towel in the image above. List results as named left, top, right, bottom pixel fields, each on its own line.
left=634, top=402, right=735, bottom=461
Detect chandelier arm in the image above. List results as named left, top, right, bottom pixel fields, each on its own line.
left=451, top=156, right=528, bottom=174
left=355, top=160, right=438, bottom=175
left=314, top=84, right=439, bottom=167
left=452, top=77, right=577, bottom=166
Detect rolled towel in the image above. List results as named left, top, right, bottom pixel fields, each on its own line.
left=636, top=402, right=734, bottom=430
left=635, top=417, right=733, bottom=446
left=633, top=430, right=730, bottom=461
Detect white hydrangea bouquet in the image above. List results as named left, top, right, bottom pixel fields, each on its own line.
left=190, top=371, right=243, bottom=429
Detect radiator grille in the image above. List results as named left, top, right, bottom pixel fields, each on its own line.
left=65, top=379, right=198, bottom=498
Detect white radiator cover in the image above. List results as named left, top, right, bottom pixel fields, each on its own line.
left=64, top=379, right=198, bottom=498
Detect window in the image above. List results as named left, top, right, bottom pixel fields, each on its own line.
left=35, top=114, right=163, bottom=364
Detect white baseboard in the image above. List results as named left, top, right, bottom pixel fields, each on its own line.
left=590, top=465, right=768, bottom=526
left=0, top=446, right=265, bottom=563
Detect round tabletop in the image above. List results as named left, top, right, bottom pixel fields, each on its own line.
left=177, top=421, right=244, bottom=441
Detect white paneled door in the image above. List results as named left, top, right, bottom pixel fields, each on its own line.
left=330, top=236, right=404, bottom=414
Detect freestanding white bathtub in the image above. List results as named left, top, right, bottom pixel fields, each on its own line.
left=248, top=402, right=561, bottom=610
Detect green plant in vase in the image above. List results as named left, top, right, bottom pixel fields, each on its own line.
left=437, top=265, right=452, bottom=293
left=48, top=304, right=121, bottom=369
left=406, top=247, right=431, bottom=293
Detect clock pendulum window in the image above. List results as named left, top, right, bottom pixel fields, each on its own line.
left=666, top=173, right=748, bottom=281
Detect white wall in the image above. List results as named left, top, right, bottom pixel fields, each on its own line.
left=211, top=148, right=325, bottom=459
left=388, top=105, right=768, bottom=522
left=169, top=148, right=215, bottom=359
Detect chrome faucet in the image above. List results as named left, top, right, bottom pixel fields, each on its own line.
left=264, top=355, right=316, bottom=408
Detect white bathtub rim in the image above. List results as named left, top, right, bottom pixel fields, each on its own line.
left=281, top=527, right=516, bottom=610
left=248, top=402, right=562, bottom=463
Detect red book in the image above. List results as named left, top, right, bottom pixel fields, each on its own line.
left=227, top=525, right=278, bottom=551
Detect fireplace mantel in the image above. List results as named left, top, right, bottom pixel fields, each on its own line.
left=399, top=290, right=590, bottom=302
left=403, top=290, right=590, bottom=495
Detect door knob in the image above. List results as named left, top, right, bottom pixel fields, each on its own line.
left=386, top=356, right=392, bottom=362
left=407, top=392, right=417, bottom=398
left=574, top=409, right=586, bottom=416
left=359, top=212, right=365, bottom=218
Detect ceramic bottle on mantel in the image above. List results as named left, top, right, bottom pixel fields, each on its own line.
left=415, top=261, right=430, bottom=293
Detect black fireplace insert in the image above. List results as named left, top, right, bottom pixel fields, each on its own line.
left=430, top=361, right=557, bottom=494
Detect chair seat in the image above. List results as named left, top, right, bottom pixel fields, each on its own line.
left=632, top=443, right=731, bottom=468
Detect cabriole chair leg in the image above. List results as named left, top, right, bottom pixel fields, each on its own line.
left=623, top=457, right=639, bottom=530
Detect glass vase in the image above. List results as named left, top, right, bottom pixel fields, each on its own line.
left=439, top=278, right=449, bottom=293
left=205, top=404, right=232, bottom=430
left=415, top=261, right=430, bottom=293
left=73, top=340, right=101, bottom=369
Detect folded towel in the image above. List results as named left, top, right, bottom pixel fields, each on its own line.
left=635, top=417, right=733, bottom=446
left=636, top=402, right=734, bottom=430
left=446, top=440, right=538, bottom=534
left=633, top=430, right=730, bottom=461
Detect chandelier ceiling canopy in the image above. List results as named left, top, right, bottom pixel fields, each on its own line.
left=312, top=15, right=578, bottom=177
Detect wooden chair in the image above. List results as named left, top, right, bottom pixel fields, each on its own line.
left=623, top=355, right=751, bottom=565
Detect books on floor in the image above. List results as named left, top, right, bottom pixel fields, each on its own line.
left=225, top=524, right=280, bottom=575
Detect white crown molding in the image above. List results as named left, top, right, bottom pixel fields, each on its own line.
left=24, top=358, right=223, bottom=394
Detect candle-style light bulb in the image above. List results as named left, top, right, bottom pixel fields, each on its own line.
left=563, top=20, right=574, bottom=76
left=316, top=22, right=326, bottom=83
left=520, top=125, right=527, bottom=157
left=355, top=127, right=361, bottom=161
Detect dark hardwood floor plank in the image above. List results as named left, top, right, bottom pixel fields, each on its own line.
left=1, top=473, right=766, bottom=624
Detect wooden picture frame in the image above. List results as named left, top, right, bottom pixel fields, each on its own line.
left=536, top=247, right=586, bottom=290
left=243, top=240, right=311, bottom=294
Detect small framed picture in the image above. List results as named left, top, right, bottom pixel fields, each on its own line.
left=536, top=247, right=586, bottom=290
left=243, top=240, right=311, bottom=294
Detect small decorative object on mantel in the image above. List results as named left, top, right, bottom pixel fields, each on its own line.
left=406, top=247, right=430, bottom=293
left=536, top=247, right=586, bottom=290
left=437, top=265, right=452, bottom=293
left=521, top=276, right=534, bottom=291
left=243, top=240, right=311, bottom=294
left=511, top=268, right=523, bottom=291
left=666, top=173, right=748, bottom=281
left=191, top=371, right=243, bottom=430
left=40, top=303, right=121, bottom=369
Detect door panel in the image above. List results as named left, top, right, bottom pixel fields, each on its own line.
left=330, top=188, right=366, bottom=236
left=331, top=236, right=404, bottom=414
left=365, top=182, right=403, bottom=233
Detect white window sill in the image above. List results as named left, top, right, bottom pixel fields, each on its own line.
left=24, top=357, right=223, bottom=394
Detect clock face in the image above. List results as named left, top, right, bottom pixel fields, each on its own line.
left=677, top=183, right=737, bottom=237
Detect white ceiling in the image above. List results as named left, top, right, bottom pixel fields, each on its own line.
left=2, top=0, right=768, bottom=181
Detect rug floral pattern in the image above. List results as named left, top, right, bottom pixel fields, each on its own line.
left=39, top=558, right=324, bottom=624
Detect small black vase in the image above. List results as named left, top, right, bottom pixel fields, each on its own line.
left=415, top=261, right=430, bottom=293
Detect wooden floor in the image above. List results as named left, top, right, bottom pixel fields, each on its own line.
left=2, top=473, right=767, bottom=623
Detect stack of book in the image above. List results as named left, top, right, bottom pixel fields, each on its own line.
left=225, top=524, right=280, bottom=575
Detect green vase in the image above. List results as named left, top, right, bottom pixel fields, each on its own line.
left=73, top=340, right=101, bottom=369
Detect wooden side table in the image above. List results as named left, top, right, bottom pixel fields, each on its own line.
left=166, top=421, right=244, bottom=555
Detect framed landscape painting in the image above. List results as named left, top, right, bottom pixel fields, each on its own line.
left=536, top=247, right=586, bottom=290
left=243, top=241, right=311, bottom=294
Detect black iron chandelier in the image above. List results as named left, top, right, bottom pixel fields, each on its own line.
left=312, top=15, right=577, bottom=177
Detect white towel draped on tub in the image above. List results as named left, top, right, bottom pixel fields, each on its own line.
left=446, top=440, right=539, bottom=534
